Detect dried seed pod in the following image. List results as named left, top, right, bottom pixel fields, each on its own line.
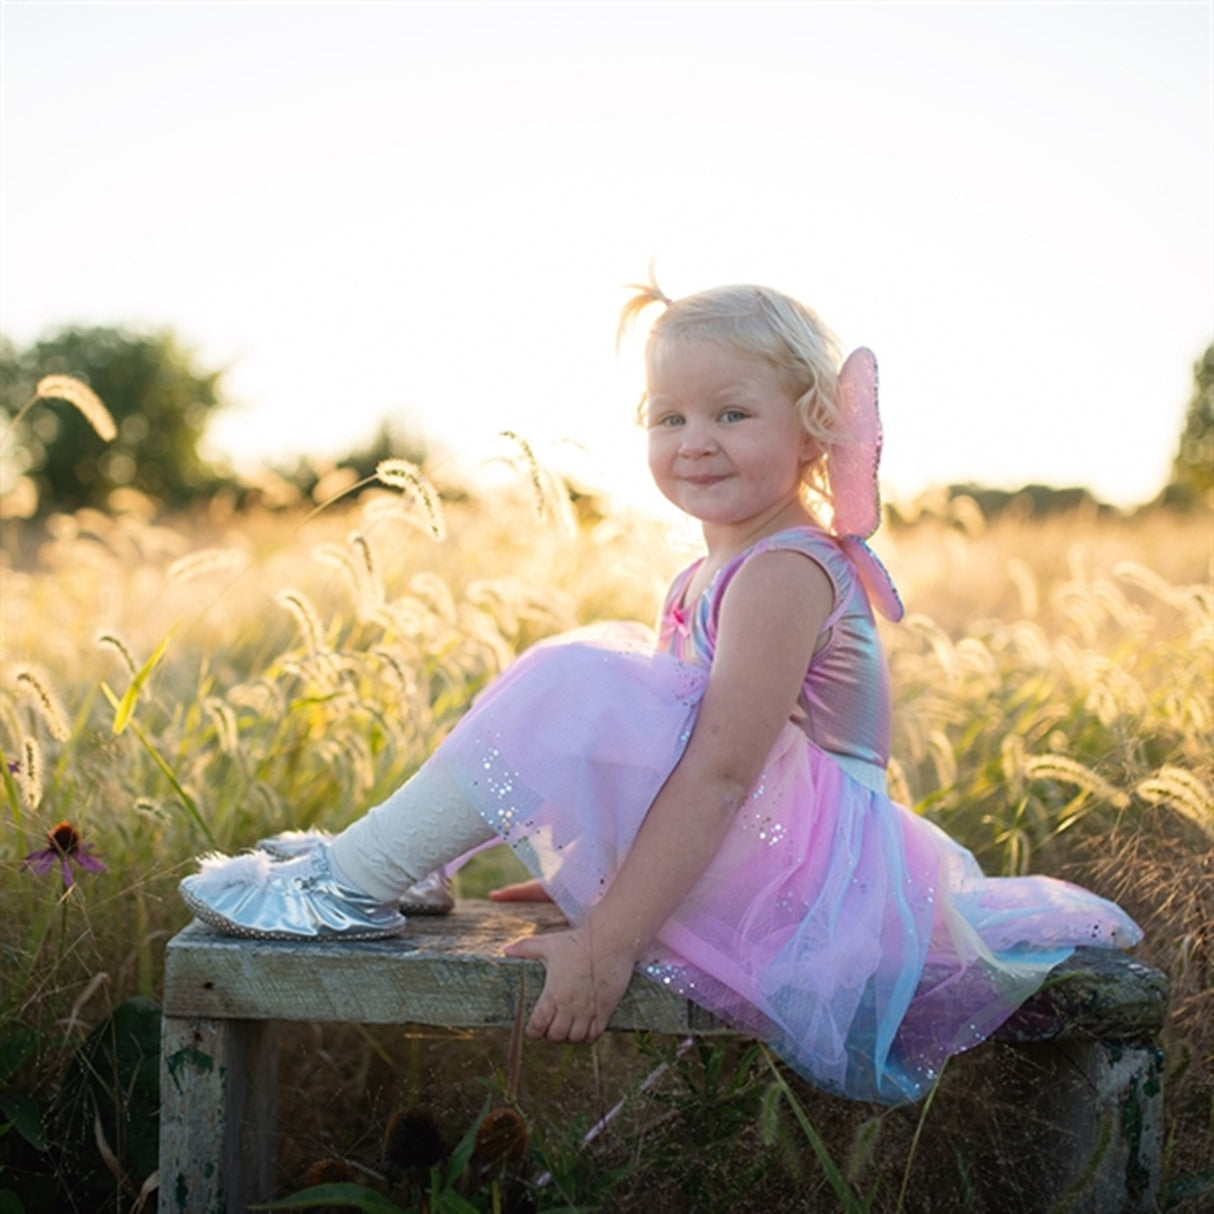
left=473, top=1106, right=530, bottom=1168
left=382, top=1107, right=446, bottom=1178
left=303, top=1156, right=357, bottom=1185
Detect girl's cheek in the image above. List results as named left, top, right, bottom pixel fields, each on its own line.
left=647, top=431, right=672, bottom=463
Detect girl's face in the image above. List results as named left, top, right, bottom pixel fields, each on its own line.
left=645, top=338, right=818, bottom=539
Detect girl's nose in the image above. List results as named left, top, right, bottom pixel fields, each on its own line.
left=678, top=422, right=718, bottom=456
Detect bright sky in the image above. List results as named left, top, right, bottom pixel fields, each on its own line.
left=2, top=1, right=1211, bottom=514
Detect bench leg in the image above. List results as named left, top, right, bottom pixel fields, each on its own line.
left=1006, top=1037, right=1164, bottom=1214
left=159, top=1015, right=278, bottom=1213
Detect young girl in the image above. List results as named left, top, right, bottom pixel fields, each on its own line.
left=181, top=281, right=1140, bottom=1104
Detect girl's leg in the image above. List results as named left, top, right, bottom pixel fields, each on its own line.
left=180, top=759, right=497, bottom=939
left=329, top=759, right=496, bottom=901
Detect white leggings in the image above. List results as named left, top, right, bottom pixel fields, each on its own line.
left=328, top=759, right=496, bottom=901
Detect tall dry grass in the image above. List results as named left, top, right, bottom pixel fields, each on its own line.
left=0, top=478, right=1209, bottom=1210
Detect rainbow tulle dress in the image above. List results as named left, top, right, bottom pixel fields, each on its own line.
left=436, top=526, right=1141, bottom=1104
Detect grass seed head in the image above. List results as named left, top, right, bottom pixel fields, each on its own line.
left=14, top=667, right=71, bottom=742
left=1136, top=767, right=1214, bottom=840
left=167, top=547, right=248, bottom=584
left=1022, top=754, right=1131, bottom=809
left=34, top=374, right=117, bottom=442
left=276, top=590, right=326, bottom=655
left=312, top=542, right=364, bottom=600
left=97, top=632, right=138, bottom=676
left=20, top=736, right=42, bottom=808
left=374, top=459, right=446, bottom=541
left=204, top=697, right=239, bottom=754
left=499, top=430, right=549, bottom=520
left=349, top=531, right=376, bottom=581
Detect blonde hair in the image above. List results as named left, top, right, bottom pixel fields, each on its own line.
left=620, top=275, right=849, bottom=512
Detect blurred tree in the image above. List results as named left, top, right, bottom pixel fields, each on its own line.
left=0, top=326, right=230, bottom=513
left=270, top=419, right=435, bottom=506
left=1163, top=341, right=1214, bottom=507
left=330, top=418, right=431, bottom=486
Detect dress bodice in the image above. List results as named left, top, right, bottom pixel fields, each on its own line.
left=657, top=527, right=894, bottom=769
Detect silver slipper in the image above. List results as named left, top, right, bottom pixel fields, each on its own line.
left=256, top=828, right=455, bottom=915
left=255, top=828, right=335, bottom=859
left=180, top=844, right=409, bottom=941
left=396, top=868, right=456, bottom=915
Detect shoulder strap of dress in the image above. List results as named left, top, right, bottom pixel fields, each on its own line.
left=698, top=528, right=836, bottom=645
left=663, top=561, right=698, bottom=611
left=751, top=527, right=904, bottom=624
left=729, top=527, right=853, bottom=630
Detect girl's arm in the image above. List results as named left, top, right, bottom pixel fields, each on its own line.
left=504, top=548, right=833, bottom=1042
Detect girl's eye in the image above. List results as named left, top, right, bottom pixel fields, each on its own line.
left=721, top=408, right=748, bottom=423
left=651, top=413, right=684, bottom=429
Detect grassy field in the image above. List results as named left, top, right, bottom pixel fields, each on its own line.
left=0, top=474, right=1210, bottom=1212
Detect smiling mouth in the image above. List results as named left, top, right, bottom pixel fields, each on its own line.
left=682, top=474, right=729, bottom=486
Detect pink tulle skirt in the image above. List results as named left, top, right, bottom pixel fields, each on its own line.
left=436, top=626, right=1142, bottom=1104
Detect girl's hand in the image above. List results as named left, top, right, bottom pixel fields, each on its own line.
left=502, top=927, right=636, bottom=1043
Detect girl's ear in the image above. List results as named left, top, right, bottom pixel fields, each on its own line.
left=799, top=433, right=823, bottom=466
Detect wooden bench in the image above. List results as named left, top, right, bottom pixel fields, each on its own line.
left=159, top=900, right=1168, bottom=1214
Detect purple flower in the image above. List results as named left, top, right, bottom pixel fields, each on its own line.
left=21, top=821, right=106, bottom=889
left=5, top=760, right=18, bottom=774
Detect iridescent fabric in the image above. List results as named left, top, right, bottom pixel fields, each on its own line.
left=661, top=528, right=896, bottom=771
left=436, top=526, right=1141, bottom=1104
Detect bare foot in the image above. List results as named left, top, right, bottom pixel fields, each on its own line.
left=489, top=879, right=552, bottom=903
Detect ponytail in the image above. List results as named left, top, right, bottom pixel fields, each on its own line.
left=616, top=269, right=673, bottom=351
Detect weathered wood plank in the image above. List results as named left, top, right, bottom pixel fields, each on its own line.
left=159, top=1015, right=276, bottom=1214
left=160, top=1017, right=226, bottom=1214
left=991, top=948, right=1168, bottom=1042
left=164, top=902, right=728, bottom=1034
left=994, top=1037, right=1165, bottom=1214
left=164, top=902, right=1166, bottom=1040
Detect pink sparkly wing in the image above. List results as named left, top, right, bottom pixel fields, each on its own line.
left=831, top=347, right=881, bottom=539
left=831, top=348, right=905, bottom=621
left=839, top=536, right=905, bottom=622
